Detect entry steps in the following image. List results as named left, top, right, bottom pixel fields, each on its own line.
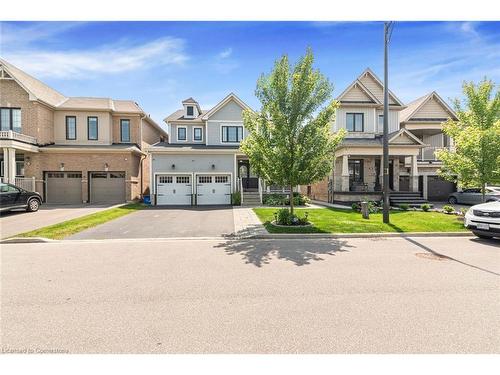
left=389, top=191, right=432, bottom=208
left=242, top=191, right=262, bottom=206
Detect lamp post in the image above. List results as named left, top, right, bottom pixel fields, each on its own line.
left=383, top=21, right=394, bottom=224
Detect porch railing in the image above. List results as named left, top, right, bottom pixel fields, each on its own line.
left=1, top=176, right=37, bottom=191
left=418, top=146, right=455, bottom=161
left=0, top=130, right=37, bottom=145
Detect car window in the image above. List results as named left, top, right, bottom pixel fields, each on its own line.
left=0, top=184, right=19, bottom=193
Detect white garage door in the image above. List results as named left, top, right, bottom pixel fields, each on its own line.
left=196, top=174, right=231, bottom=205
left=156, top=174, right=192, bottom=205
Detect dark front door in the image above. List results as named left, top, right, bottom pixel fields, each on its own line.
left=238, top=160, right=258, bottom=191
left=348, top=159, right=364, bottom=191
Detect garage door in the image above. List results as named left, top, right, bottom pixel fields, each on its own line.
left=46, top=172, right=82, bottom=204
left=196, top=174, right=231, bottom=205
left=156, top=174, right=192, bottom=205
left=90, top=172, right=126, bottom=204
left=427, top=176, right=456, bottom=201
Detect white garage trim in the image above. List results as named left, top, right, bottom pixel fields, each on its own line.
left=194, top=172, right=233, bottom=206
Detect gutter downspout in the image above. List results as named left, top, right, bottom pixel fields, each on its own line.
left=139, top=114, right=147, bottom=200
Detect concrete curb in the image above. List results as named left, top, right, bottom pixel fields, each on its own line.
left=1, top=232, right=475, bottom=244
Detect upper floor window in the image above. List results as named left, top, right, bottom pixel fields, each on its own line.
left=378, top=115, right=384, bottom=132
left=346, top=113, right=364, bottom=132
left=193, top=127, right=203, bottom=141
left=0, top=108, right=21, bottom=133
left=120, top=119, right=131, bottom=142
left=177, top=126, right=187, bottom=141
left=87, top=116, right=98, bottom=140
left=66, top=116, right=76, bottom=140
left=222, top=126, right=243, bottom=143
left=186, top=106, right=194, bottom=117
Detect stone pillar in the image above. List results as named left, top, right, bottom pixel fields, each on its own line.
left=422, top=175, right=428, bottom=200
left=393, top=158, right=400, bottom=191
left=410, top=155, right=419, bottom=192
left=341, top=155, right=349, bottom=192
left=5, top=148, right=16, bottom=184
left=378, top=156, right=384, bottom=187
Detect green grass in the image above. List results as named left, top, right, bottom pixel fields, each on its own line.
left=17, top=203, right=145, bottom=240
left=254, top=207, right=467, bottom=234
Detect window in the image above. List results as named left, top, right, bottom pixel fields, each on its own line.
left=67, top=173, right=82, bottom=179
left=186, top=106, right=194, bottom=116
left=176, top=176, right=190, bottom=184
left=120, top=119, right=130, bottom=142
left=222, top=126, right=244, bottom=143
left=110, top=172, right=125, bottom=178
left=91, top=172, right=107, bottom=178
left=198, top=176, right=212, bottom=184
left=215, top=176, right=228, bottom=183
left=0, top=183, right=20, bottom=193
left=177, top=127, right=187, bottom=141
left=378, top=115, right=384, bottom=132
left=66, top=116, right=76, bottom=140
left=193, top=127, right=203, bottom=141
left=47, top=172, right=64, bottom=178
left=346, top=113, right=364, bottom=132
left=0, top=108, right=21, bottom=132
left=159, top=176, right=173, bottom=183
left=87, top=117, right=98, bottom=140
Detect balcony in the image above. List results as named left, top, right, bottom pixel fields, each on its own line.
left=418, top=146, right=455, bottom=162
left=0, top=130, right=37, bottom=145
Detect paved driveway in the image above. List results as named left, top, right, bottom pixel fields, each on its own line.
left=0, top=204, right=118, bottom=239
left=69, top=206, right=235, bottom=240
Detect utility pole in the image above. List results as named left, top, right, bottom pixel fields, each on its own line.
left=383, top=21, right=394, bottom=224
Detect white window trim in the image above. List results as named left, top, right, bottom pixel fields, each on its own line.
left=176, top=126, right=188, bottom=142
left=219, top=122, right=244, bottom=145
left=192, top=126, right=204, bottom=143
left=185, top=105, right=195, bottom=119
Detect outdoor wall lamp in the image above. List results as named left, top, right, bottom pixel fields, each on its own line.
left=25, top=156, right=31, bottom=166
left=171, top=164, right=175, bottom=169
left=211, top=164, right=215, bottom=170
left=60, top=162, right=65, bottom=171
left=104, top=163, right=109, bottom=171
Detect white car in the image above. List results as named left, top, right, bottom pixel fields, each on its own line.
left=464, top=201, right=500, bottom=239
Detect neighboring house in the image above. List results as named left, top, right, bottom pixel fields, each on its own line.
left=0, top=58, right=167, bottom=204
left=148, top=93, right=262, bottom=206
left=304, top=69, right=458, bottom=204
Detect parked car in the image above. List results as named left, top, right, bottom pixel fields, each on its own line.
left=464, top=201, right=500, bottom=239
left=448, top=188, right=500, bottom=205
left=0, top=183, right=42, bottom=213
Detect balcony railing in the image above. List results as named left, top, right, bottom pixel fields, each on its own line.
left=0, top=130, right=37, bottom=145
left=418, top=146, right=455, bottom=162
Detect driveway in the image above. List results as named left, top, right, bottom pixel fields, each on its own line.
left=68, top=206, right=235, bottom=240
left=0, top=204, right=119, bottom=239
left=1, top=236, right=498, bottom=353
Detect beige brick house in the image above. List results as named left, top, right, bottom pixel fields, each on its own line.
left=0, top=58, right=166, bottom=204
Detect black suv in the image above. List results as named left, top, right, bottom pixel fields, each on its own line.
left=0, top=182, right=42, bottom=213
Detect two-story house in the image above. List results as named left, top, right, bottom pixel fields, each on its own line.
left=305, top=68, right=457, bottom=204
left=148, top=93, right=259, bottom=205
left=0, top=58, right=167, bottom=204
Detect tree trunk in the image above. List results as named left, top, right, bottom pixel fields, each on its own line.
left=289, top=184, right=294, bottom=215
left=481, top=182, right=486, bottom=203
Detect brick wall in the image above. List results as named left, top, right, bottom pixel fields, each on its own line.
left=111, top=115, right=140, bottom=145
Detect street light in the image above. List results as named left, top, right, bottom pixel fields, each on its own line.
left=383, top=21, right=394, bottom=224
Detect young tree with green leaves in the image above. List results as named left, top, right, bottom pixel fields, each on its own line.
left=436, top=79, right=500, bottom=202
left=241, top=49, right=345, bottom=215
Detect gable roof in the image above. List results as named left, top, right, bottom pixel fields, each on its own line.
left=356, top=68, right=405, bottom=107
left=0, top=57, right=66, bottom=107
left=201, top=92, right=253, bottom=120
left=388, top=128, right=426, bottom=146
left=337, top=79, right=381, bottom=104
left=400, top=91, right=457, bottom=122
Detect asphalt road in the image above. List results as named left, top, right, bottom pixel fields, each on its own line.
left=1, top=236, right=499, bottom=353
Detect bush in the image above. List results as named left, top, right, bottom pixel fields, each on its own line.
left=460, top=208, right=468, bottom=216
left=352, top=201, right=379, bottom=213
left=442, top=204, right=455, bottom=214
left=232, top=191, right=241, bottom=206
left=421, top=203, right=431, bottom=212
left=273, top=208, right=309, bottom=226
left=399, top=203, right=410, bottom=211
left=263, top=192, right=310, bottom=206
left=351, top=202, right=360, bottom=211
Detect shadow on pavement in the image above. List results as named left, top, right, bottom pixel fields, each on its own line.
left=215, top=237, right=354, bottom=267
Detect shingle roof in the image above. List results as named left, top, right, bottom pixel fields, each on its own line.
left=164, top=109, right=208, bottom=122
left=181, top=97, right=198, bottom=104
left=400, top=93, right=431, bottom=122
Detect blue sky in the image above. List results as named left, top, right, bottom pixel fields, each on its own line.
left=1, top=21, right=499, bottom=125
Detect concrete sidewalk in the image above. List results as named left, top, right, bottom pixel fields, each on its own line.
left=232, top=206, right=267, bottom=237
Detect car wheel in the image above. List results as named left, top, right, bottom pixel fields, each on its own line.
left=472, top=231, right=494, bottom=239
left=448, top=196, right=458, bottom=204
left=26, top=198, right=40, bottom=212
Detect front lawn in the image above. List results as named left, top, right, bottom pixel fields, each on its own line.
left=17, top=203, right=145, bottom=240
left=253, top=207, right=467, bottom=233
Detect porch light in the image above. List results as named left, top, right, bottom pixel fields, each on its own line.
left=60, top=162, right=65, bottom=171
left=171, top=164, right=175, bottom=169
left=25, top=156, right=31, bottom=166
left=104, top=163, right=109, bottom=171
left=211, top=164, right=215, bottom=170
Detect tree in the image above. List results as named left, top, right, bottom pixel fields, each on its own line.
left=241, top=49, right=345, bottom=215
left=436, top=79, right=500, bottom=202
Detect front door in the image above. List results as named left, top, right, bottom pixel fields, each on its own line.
left=348, top=159, right=364, bottom=190
left=238, top=160, right=258, bottom=191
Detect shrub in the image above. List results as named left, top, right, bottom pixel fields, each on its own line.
left=274, top=208, right=309, bottom=226
left=421, top=203, right=431, bottom=212
left=460, top=208, right=468, bottom=216
left=442, top=204, right=455, bottom=214
left=232, top=192, right=241, bottom=206
left=263, top=193, right=309, bottom=206
left=352, top=201, right=379, bottom=213
left=399, top=203, right=410, bottom=211
left=351, top=202, right=360, bottom=211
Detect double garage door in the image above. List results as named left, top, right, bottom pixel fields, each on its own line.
left=45, top=171, right=125, bottom=204
left=156, top=174, right=231, bottom=205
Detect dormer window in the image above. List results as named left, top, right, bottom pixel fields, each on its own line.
left=186, top=106, right=194, bottom=117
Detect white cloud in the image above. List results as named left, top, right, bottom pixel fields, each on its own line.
left=218, top=48, right=233, bottom=59
left=2, top=37, right=189, bottom=79
left=213, top=47, right=238, bottom=74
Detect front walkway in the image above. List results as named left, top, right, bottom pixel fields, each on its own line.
left=231, top=206, right=267, bottom=237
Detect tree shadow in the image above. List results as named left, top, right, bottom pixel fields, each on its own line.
left=214, top=237, right=354, bottom=267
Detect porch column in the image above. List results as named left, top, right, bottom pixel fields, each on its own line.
left=4, top=148, right=16, bottom=184
left=422, top=174, right=428, bottom=200
left=410, top=155, right=419, bottom=192
left=378, top=156, right=384, bottom=187
left=341, top=155, right=349, bottom=192
left=393, top=158, right=400, bottom=191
